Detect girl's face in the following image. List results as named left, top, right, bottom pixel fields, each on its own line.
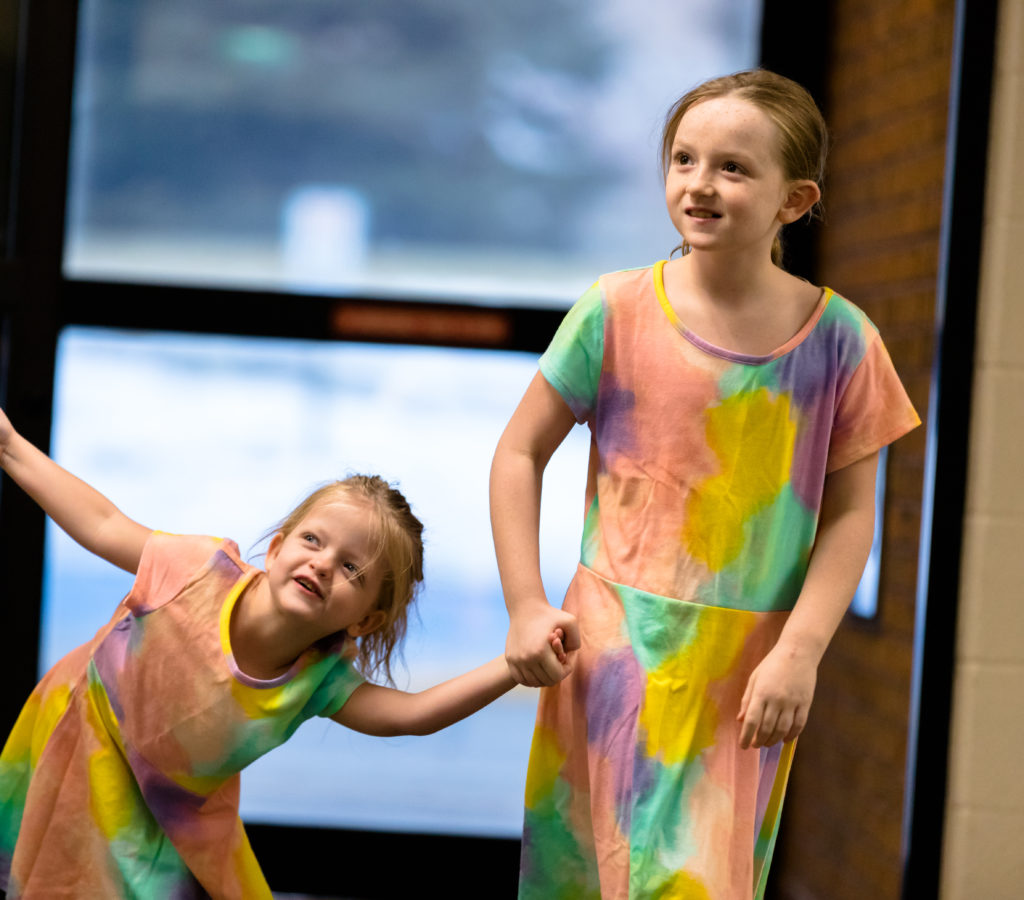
left=264, top=498, right=385, bottom=640
left=664, top=95, right=808, bottom=258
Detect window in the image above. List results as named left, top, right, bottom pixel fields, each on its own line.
left=45, top=327, right=590, bottom=835
left=66, top=0, right=762, bottom=305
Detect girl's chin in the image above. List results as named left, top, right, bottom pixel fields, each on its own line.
left=277, top=587, right=324, bottom=621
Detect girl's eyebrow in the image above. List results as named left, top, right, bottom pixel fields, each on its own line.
left=671, top=141, right=757, bottom=165
left=675, top=139, right=755, bottom=160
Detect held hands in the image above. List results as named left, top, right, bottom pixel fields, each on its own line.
left=549, top=627, right=568, bottom=664
left=737, top=642, right=818, bottom=749
left=505, top=602, right=580, bottom=687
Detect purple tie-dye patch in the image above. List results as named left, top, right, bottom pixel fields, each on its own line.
left=594, top=376, right=638, bottom=470
left=128, top=745, right=208, bottom=833
left=91, top=615, right=133, bottom=722
left=773, top=316, right=864, bottom=510
left=587, top=646, right=643, bottom=829
left=754, top=742, right=784, bottom=837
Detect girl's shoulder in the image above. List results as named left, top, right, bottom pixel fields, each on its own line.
left=814, top=288, right=892, bottom=366
left=819, top=287, right=881, bottom=336
left=582, top=262, right=663, bottom=315
left=595, top=262, right=659, bottom=290
left=126, top=533, right=245, bottom=616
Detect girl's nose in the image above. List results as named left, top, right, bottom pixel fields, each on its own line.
left=690, top=168, right=714, bottom=196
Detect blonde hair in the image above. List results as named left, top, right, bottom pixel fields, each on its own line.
left=272, top=475, right=424, bottom=684
left=660, top=69, right=829, bottom=267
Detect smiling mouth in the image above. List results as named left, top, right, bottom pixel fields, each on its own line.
left=687, top=209, right=721, bottom=219
left=294, top=576, right=323, bottom=599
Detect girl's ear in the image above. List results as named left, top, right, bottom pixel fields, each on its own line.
left=778, top=180, right=821, bottom=224
left=347, top=609, right=386, bottom=638
left=265, top=532, right=284, bottom=568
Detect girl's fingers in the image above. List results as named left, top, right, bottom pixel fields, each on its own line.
left=525, top=660, right=548, bottom=686
left=738, top=682, right=752, bottom=721
left=513, top=654, right=574, bottom=687
left=559, top=619, right=582, bottom=653
left=737, top=666, right=761, bottom=722
left=756, top=701, right=790, bottom=748
left=755, top=709, right=774, bottom=748
left=784, top=706, right=807, bottom=744
left=550, top=628, right=567, bottom=661
left=509, top=661, right=541, bottom=688
left=527, top=650, right=568, bottom=687
left=507, top=663, right=527, bottom=686
left=739, top=702, right=762, bottom=749
left=770, top=708, right=794, bottom=747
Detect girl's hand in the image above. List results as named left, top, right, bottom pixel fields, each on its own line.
left=737, top=643, right=817, bottom=749
left=549, top=627, right=570, bottom=666
left=736, top=453, right=878, bottom=750
left=505, top=603, right=579, bottom=687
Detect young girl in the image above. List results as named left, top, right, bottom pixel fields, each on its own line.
left=491, top=70, right=921, bottom=899
left=0, top=407, right=518, bottom=899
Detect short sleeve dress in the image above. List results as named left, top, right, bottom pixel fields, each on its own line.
left=0, top=532, right=365, bottom=899
left=518, top=262, right=920, bottom=900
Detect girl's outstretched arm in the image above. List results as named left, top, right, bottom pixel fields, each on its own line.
left=0, top=407, right=150, bottom=573
left=737, top=451, right=879, bottom=749
left=331, top=656, right=517, bottom=737
left=491, top=372, right=580, bottom=687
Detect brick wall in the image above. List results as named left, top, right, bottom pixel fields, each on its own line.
left=768, top=3, right=956, bottom=898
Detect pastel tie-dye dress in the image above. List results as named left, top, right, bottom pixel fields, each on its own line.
left=519, top=262, right=919, bottom=900
left=0, top=533, right=364, bottom=899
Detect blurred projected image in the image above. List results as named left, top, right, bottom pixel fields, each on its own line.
left=65, top=0, right=761, bottom=304
left=44, top=327, right=591, bottom=836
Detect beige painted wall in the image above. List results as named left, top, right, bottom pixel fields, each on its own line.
left=941, top=0, right=1024, bottom=895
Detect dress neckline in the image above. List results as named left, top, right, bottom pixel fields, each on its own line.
left=219, top=569, right=305, bottom=688
left=651, top=259, right=832, bottom=366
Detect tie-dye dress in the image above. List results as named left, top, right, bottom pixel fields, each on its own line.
left=0, top=532, right=364, bottom=899
left=519, top=261, right=919, bottom=900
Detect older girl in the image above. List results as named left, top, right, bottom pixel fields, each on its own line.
left=491, top=70, right=920, bottom=899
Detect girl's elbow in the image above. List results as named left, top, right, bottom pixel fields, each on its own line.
left=405, top=715, right=442, bottom=737
left=374, top=706, right=437, bottom=737
left=344, top=719, right=409, bottom=738
left=381, top=723, right=415, bottom=738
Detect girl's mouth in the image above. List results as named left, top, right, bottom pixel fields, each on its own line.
left=294, top=576, right=323, bottom=598
left=687, top=208, right=721, bottom=219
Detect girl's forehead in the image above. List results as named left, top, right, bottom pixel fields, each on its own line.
left=297, top=497, right=375, bottom=533
left=676, top=95, right=776, bottom=140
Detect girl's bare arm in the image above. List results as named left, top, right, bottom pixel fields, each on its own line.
left=738, top=451, right=879, bottom=749
left=490, top=372, right=580, bottom=687
left=331, top=656, right=517, bottom=736
left=0, top=408, right=150, bottom=573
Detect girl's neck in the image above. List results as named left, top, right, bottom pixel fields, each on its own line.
left=230, top=575, right=313, bottom=679
left=679, top=246, right=781, bottom=305
left=662, top=250, right=822, bottom=357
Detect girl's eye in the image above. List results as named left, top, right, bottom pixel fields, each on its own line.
left=723, top=161, right=742, bottom=174
left=676, top=152, right=691, bottom=165
left=302, top=533, right=318, bottom=545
